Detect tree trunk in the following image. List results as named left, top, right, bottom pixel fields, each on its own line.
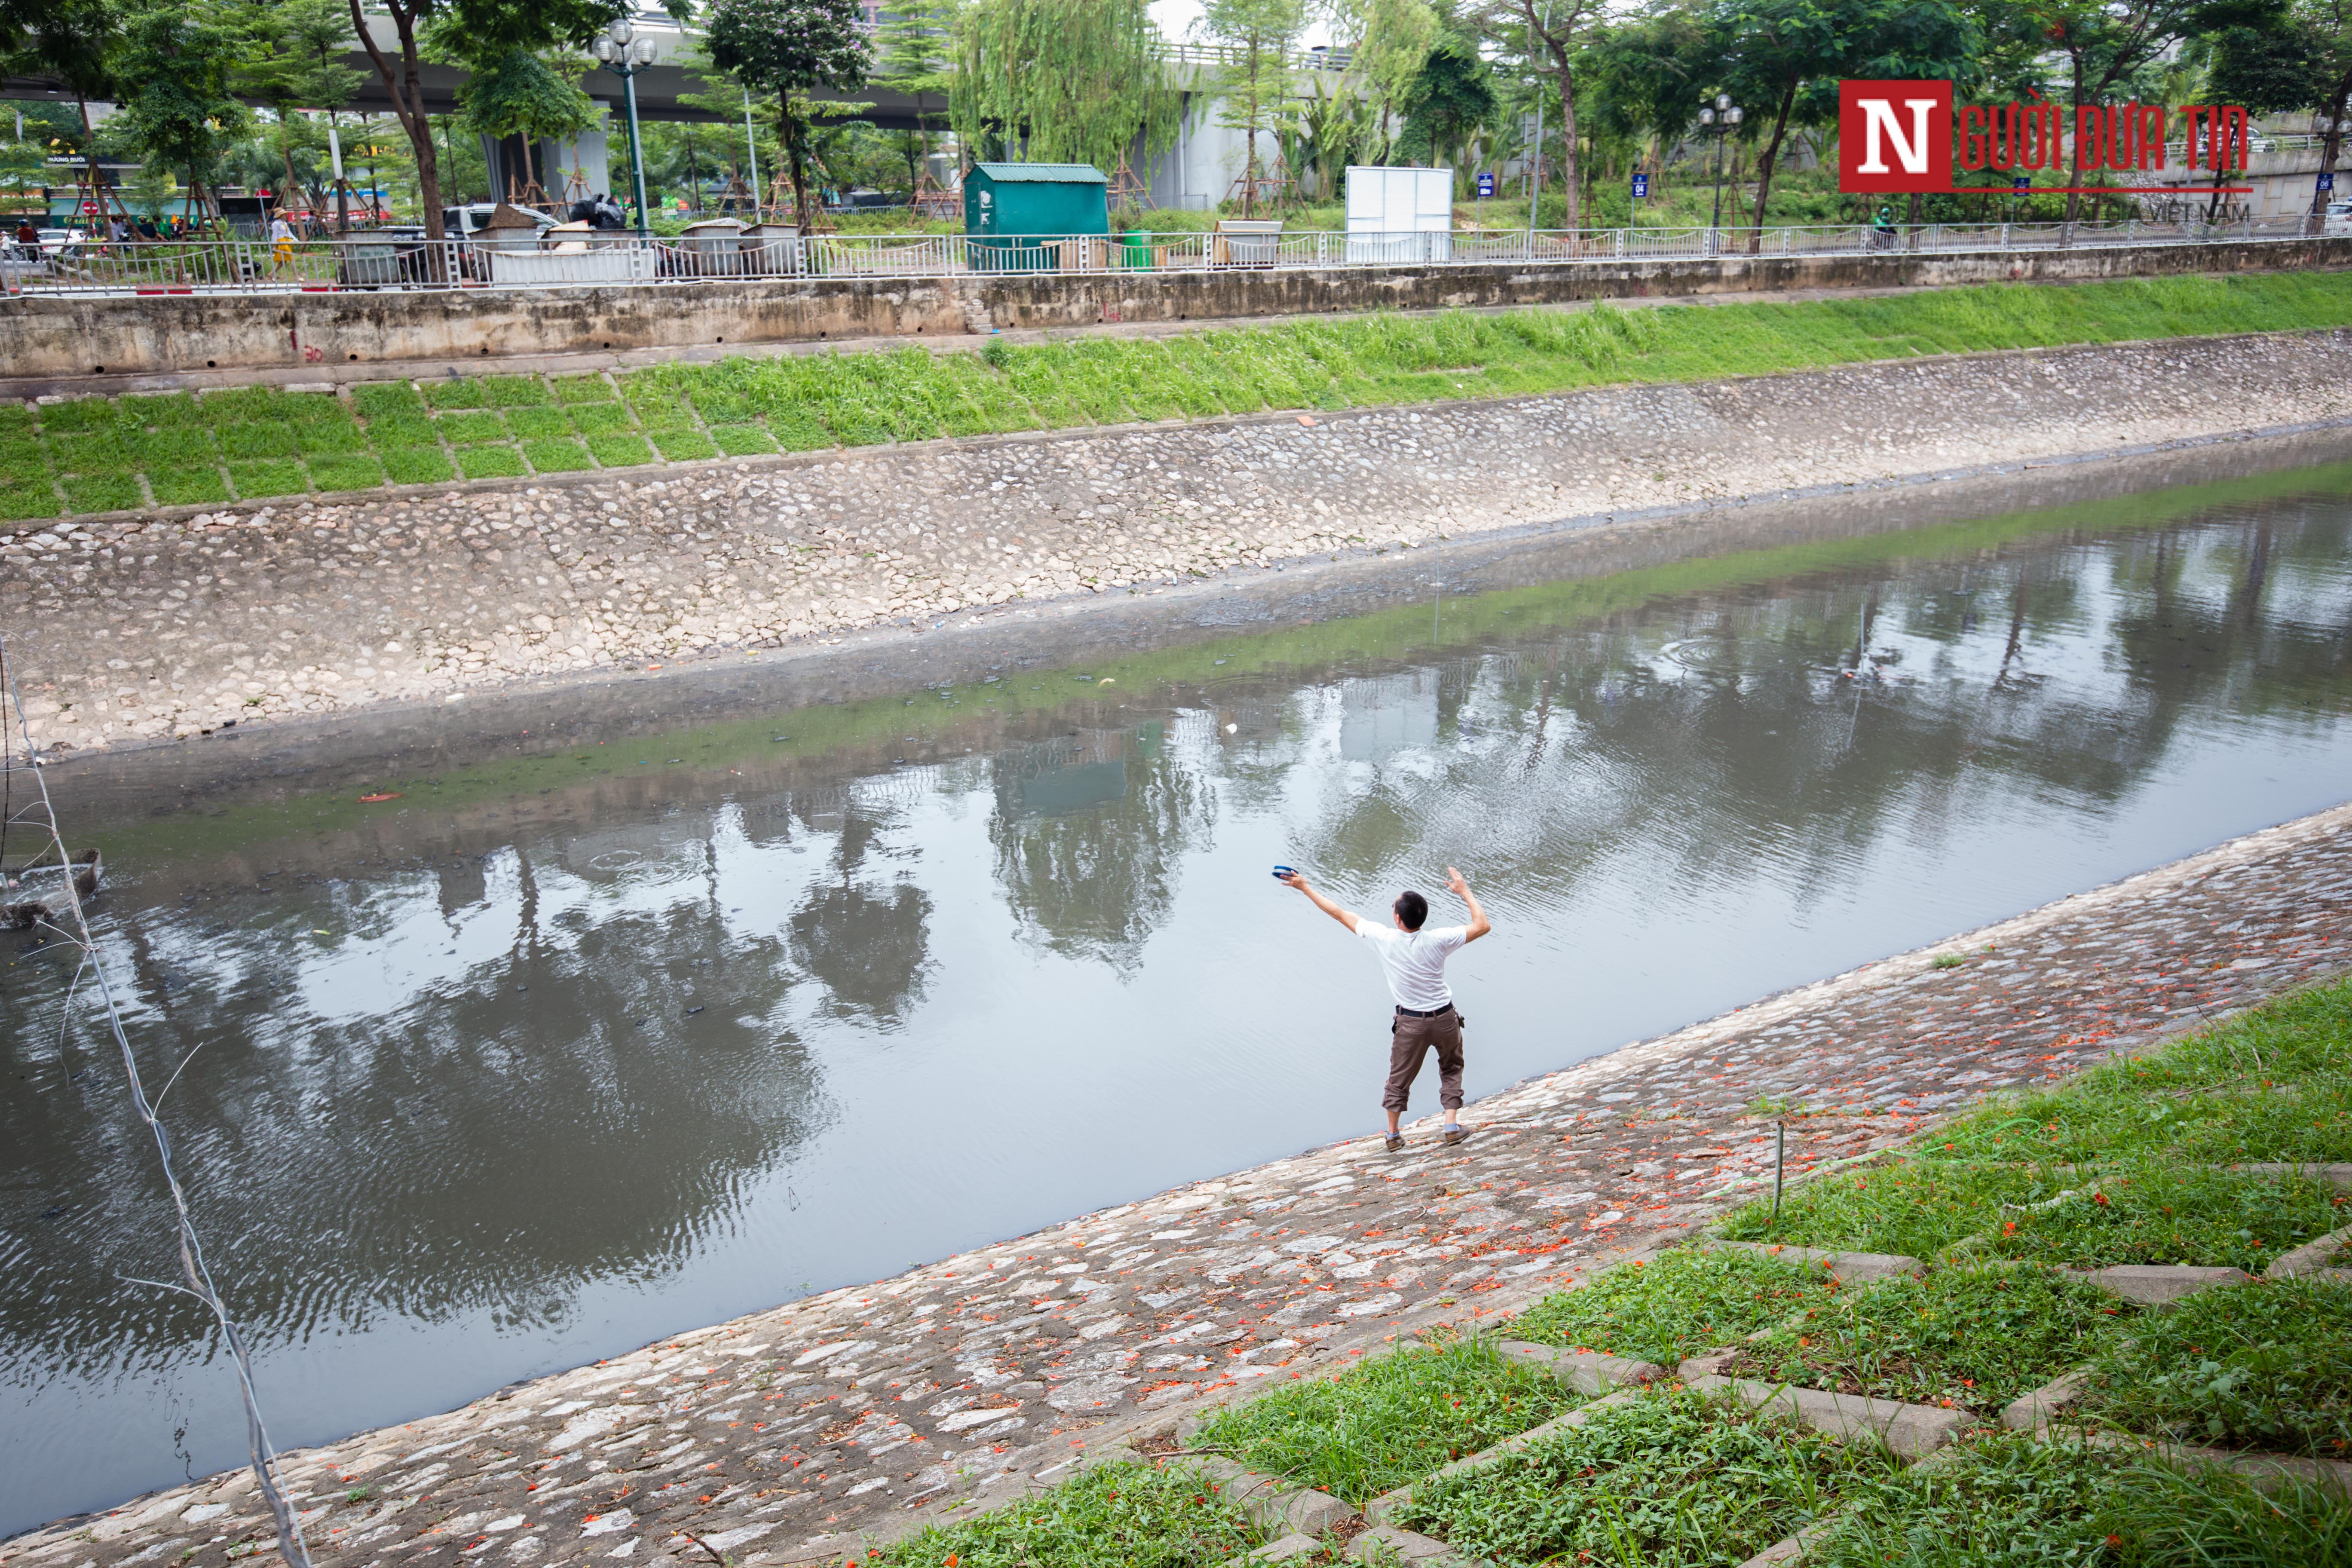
left=1747, top=79, right=1797, bottom=254
left=782, top=94, right=814, bottom=236
left=74, top=93, right=130, bottom=230
left=1555, top=58, right=1579, bottom=233
left=348, top=0, right=444, bottom=241
left=2062, top=57, right=2095, bottom=233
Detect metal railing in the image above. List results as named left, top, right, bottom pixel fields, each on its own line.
left=3, top=216, right=2342, bottom=299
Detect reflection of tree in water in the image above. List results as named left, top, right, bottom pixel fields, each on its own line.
left=990, top=722, right=1215, bottom=973
left=0, top=839, right=824, bottom=1372
left=787, top=799, right=934, bottom=1027
left=1283, top=504, right=2352, bottom=917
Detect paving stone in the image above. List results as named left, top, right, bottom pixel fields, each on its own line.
left=1346, top=1524, right=1460, bottom=1564
left=8, top=332, right=2352, bottom=756
left=1702, top=1242, right=1923, bottom=1283
left=2000, top=1372, right=2089, bottom=1432
left=9, top=804, right=2346, bottom=1568
left=1492, top=1343, right=1661, bottom=1396
left=1698, top=1377, right=1967, bottom=1460
left=2061, top=1266, right=2254, bottom=1307
left=2266, top=1224, right=2352, bottom=1280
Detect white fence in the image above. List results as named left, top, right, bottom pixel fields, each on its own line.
left=2, top=216, right=2340, bottom=300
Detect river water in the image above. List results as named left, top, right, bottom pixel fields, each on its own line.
left=7, top=461, right=2352, bottom=1534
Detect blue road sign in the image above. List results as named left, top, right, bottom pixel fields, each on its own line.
left=1631, top=173, right=1650, bottom=199
left=2320, top=171, right=2337, bottom=192
left=2013, top=175, right=2031, bottom=192
left=1477, top=172, right=1497, bottom=198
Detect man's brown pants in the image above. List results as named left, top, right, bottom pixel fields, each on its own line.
left=1383, top=1006, right=1464, bottom=1114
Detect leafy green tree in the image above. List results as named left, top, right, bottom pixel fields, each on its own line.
left=1323, top=0, right=1438, bottom=167
left=1398, top=9, right=1495, bottom=180
left=112, top=0, right=252, bottom=231
left=345, top=0, right=627, bottom=240
left=2205, top=0, right=2352, bottom=220
left=1998, top=0, right=2282, bottom=224
left=240, top=0, right=365, bottom=227
left=1201, top=0, right=1306, bottom=214
left=436, top=40, right=597, bottom=201
left=877, top=0, right=953, bottom=186
left=1476, top=0, right=1607, bottom=230
left=3, top=0, right=123, bottom=226
left=706, top=0, right=870, bottom=233
left=951, top=0, right=1179, bottom=172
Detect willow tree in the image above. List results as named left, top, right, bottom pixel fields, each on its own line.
left=949, top=0, right=1179, bottom=171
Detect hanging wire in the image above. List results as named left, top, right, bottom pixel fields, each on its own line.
left=0, top=635, right=315, bottom=1568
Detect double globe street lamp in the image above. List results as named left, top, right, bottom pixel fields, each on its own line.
left=594, top=19, right=660, bottom=237
left=1698, top=94, right=1742, bottom=252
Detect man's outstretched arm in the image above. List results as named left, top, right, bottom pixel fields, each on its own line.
left=1279, top=870, right=1362, bottom=933
left=1449, top=866, right=1492, bottom=943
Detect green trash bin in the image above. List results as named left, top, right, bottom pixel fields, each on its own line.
left=1120, top=230, right=1153, bottom=270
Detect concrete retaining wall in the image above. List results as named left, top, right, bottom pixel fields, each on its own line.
left=9, top=238, right=2352, bottom=380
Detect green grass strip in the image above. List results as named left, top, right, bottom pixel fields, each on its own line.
left=20, top=273, right=2352, bottom=522
left=2082, top=1277, right=2352, bottom=1458
left=870, top=1459, right=1259, bottom=1568
left=1718, top=1159, right=2061, bottom=1260
left=1399, top=1385, right=1902, bottom=1568
left=505, top=406, right=574, bottom=441
left=1810, top=1430, right=2352, bottom=1568
left=0, top=479, right=60, bottom=520
left=521, top=438, right=594, bottom=473
left=585, top=435, right=656, bottom=469
left=60, top=474, right=143, bottom=514
left=1510, top=1246, right=1842, bottom=1366
left=456, top=445, right=526, bottom=481
left=382, top=447, right=455, bottom=486
left=1985, top=1165, right=2346, bottom=1272
left=1719, top=1263, right=2132, bottom=1415
left=1191, top=1333, right=1584, bottom=1504
left=148, top=467, right=229, bottom=506
left=309, top=455, right=387, bottom=494
left=228, top=459, right=309, bottom=499
left=1934, top=980, right=2352, bottom=1167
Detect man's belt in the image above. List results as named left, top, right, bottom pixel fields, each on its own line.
left=1394, top=1004, right=1455, bottom=1018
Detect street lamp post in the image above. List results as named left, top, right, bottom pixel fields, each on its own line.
left=1697, top=94, right=1741, bottom=253
left=594, top=20, right=660, bottom=237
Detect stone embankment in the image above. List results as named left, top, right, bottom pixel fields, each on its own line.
left=7, top=327, right=2352, bottom=756
left=7, top=802, right=2345, bottom=1568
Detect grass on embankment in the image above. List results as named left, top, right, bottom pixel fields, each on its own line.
left=1188, top=1333, right=1583, bottom=1504
left=1718, top=974, right=2352, bottom=1267
left=6, top=270, right=2352, bottom=523
left=864, top=981, right=2350, bottom=1568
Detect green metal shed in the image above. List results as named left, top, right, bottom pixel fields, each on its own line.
left=965, top=163, right=1108, bottom=271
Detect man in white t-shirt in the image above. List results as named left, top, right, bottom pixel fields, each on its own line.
left=1279, top=866, right=1491, bottom=1151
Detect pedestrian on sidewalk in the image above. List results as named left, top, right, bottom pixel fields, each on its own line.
left=1278, top=866, right=1491, bottom=1152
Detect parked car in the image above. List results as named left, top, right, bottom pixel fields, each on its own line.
left=441, top=203, right=557, bottom=239
left=2325, top=200, right=2352, bottom=236
left=37, top=227, right=85, bottom=258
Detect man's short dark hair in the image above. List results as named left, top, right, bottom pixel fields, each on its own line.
left=1394, top=890, right=1428, bottom=931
